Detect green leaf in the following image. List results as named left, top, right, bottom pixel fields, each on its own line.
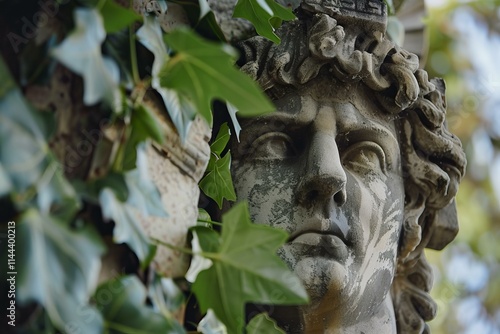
left=148, top=274, right=185, bottom=317
left=185, top=228, right=215, bottom=283
left=192, top=201, right=309, bottom=333
left=99, top=146, right=166, bottom=265
left=227, top=102, right=242, bottom=141
left=123, top=104, right=166, bottom=169
left=211, top=123, right=231, bottom=156
left=125, top=144, right=168, bottom=218
left=199, top=151, right=237, bottom=208
left=51, top=8, right=119, bottom=107
left=96, top=276, right=184, bottom=334
left=99, top=188, right=156, bottom=266
left=36, top=161, right=82, bottom=221
left=198, top=208, right=212, bottom=223
left=137, top=16, right=196, bottom=141
left=246, top=313, right=285, bottom=334
left=191, top=226, right=220, bottom=253
left=197, top=309, right=227, bottom=334
left=73, top=172, right=129, bottom=202
left=161, top=28, right=274, bottom=125
left=0, top=69, right=80, bottom=218
left=233, top=0, right=296, bottom=44
left=100, top=0, right=142, bottom=33
left=17, top=210, right=105, bottom=333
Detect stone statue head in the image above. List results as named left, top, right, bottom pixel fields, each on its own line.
left=224, top=1, right=466, bottom=333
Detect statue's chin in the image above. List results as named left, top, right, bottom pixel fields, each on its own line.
left=293, top=256, right=349, bottom=306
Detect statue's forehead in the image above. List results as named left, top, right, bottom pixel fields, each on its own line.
left=265, top=87, right=398, bottom=139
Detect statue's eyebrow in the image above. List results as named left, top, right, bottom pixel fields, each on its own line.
left=241, top=109, right=317, bottom=129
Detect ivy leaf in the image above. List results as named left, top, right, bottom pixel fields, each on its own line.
left=99, top=145, right=166, bottom=266
left=192, top=201, right=309, bottom=333
left=199, top=151, right=236, bottom=208
left=99, top=188, right=156, bottom=267
left=100, top=0, right=142, bottom=33
left=198, top=309, right=227, bottom=334
left=185, top=229, right=214, bottom=283
left=36, top=161, right=82, bottom=221
left=148, top=274, right=185, bottom=317
left=198, top=208, right=212, bottom=225
left=137, top=16, right=196, bottom=141
left=51, top=8, right=119, bottom=107
left=125, top=144, right=168, bottom=218
left=160, top=28, right=274, bottom=125
left=96, top=276, right=183, bottom=334
left=233, top=0, right=296, bottom=44
left=123, top=104, right=166, bottom=170
left=210, top=122, right=231, bottom=156
left=227, top=103, right=242, bottom=141
left=246, top=313, right=285, bottom=334
left=17, top=210, right=105, bottom=333
left=191, top=226, right=220, bottom=253
left=0, top=61, right=80, bottom=218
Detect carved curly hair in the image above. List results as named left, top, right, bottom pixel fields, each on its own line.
left=236, top=8, right=466, bottom=334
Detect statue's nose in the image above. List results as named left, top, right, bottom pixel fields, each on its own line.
left=297, top=132, right=347, bottom=208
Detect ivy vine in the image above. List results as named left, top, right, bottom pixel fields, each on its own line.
left=0, top=0, right=307, bottom=333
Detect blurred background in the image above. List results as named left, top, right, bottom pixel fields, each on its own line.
left=416, top=0, right=500, bottom=333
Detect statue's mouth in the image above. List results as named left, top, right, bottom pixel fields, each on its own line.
left=288, top=232, right=349, bottom=261
left=286, top=215, right=351, bottom=260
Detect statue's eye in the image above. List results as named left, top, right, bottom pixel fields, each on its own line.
left=342, top=141, right=387, bottom=174
left=250, top=132, right=297, bottom=159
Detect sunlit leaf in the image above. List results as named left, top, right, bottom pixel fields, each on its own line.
left=161, top=28, right=274, bottom=125
left=100, top=0, right=142, bottom=33
left=99, top=145, right=166, bottom=265
left=99, top=188, right=156, bottom=267
left=199, top=151, right=236, bottom=208
left=0, top=61, right=80, bottom=218
left=185, top=229, right=214, bottom=283
left=227, top=103, right=242, bottom=141
left=246, top=313, right=285, bottom=334
left=51, top=8, right=119, bottom=107
left=210, top=122, right=231, bottom=156
left=198, top=309, right=227, bottom=334
left=148, top=274, right=185, bottom=317
left=125, top=144, right=168, bottom=218
left=123, top=104, right=166, bottom=169
left=17, top=210, right=105, bottom=333
left=137, top=16, right=196, bottom=141
left=233, top=0, right=295, bottom=44
left=191, top=201, right=309, bottom=333
left=96, top=276, right=183, bottom=334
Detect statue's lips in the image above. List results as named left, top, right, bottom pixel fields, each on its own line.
left=288, top=232, right=348, bottom=261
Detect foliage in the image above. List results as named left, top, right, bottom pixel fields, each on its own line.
left=95, top=276, right=184, bottom=333
left=191, top=202, right=308, bottom=333
left=0, top=0, right=307, bottom=333
left=233, top=0, right=296, bottom=44
left=199, top=123, right=237, bottom=208
left=246, top=313, right=285, bottom=334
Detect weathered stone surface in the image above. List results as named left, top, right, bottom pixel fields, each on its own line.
left=222, top=0, right=466, bottom=332
left=139, top=115, right=210, bottom=278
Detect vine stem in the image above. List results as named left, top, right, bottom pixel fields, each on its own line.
left=197, top=218, right=223, bottom=226
left=152, top=238, right=219, bottom=260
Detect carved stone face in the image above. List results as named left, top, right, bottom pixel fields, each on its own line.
left=231, top=78, right=405, bottom=329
